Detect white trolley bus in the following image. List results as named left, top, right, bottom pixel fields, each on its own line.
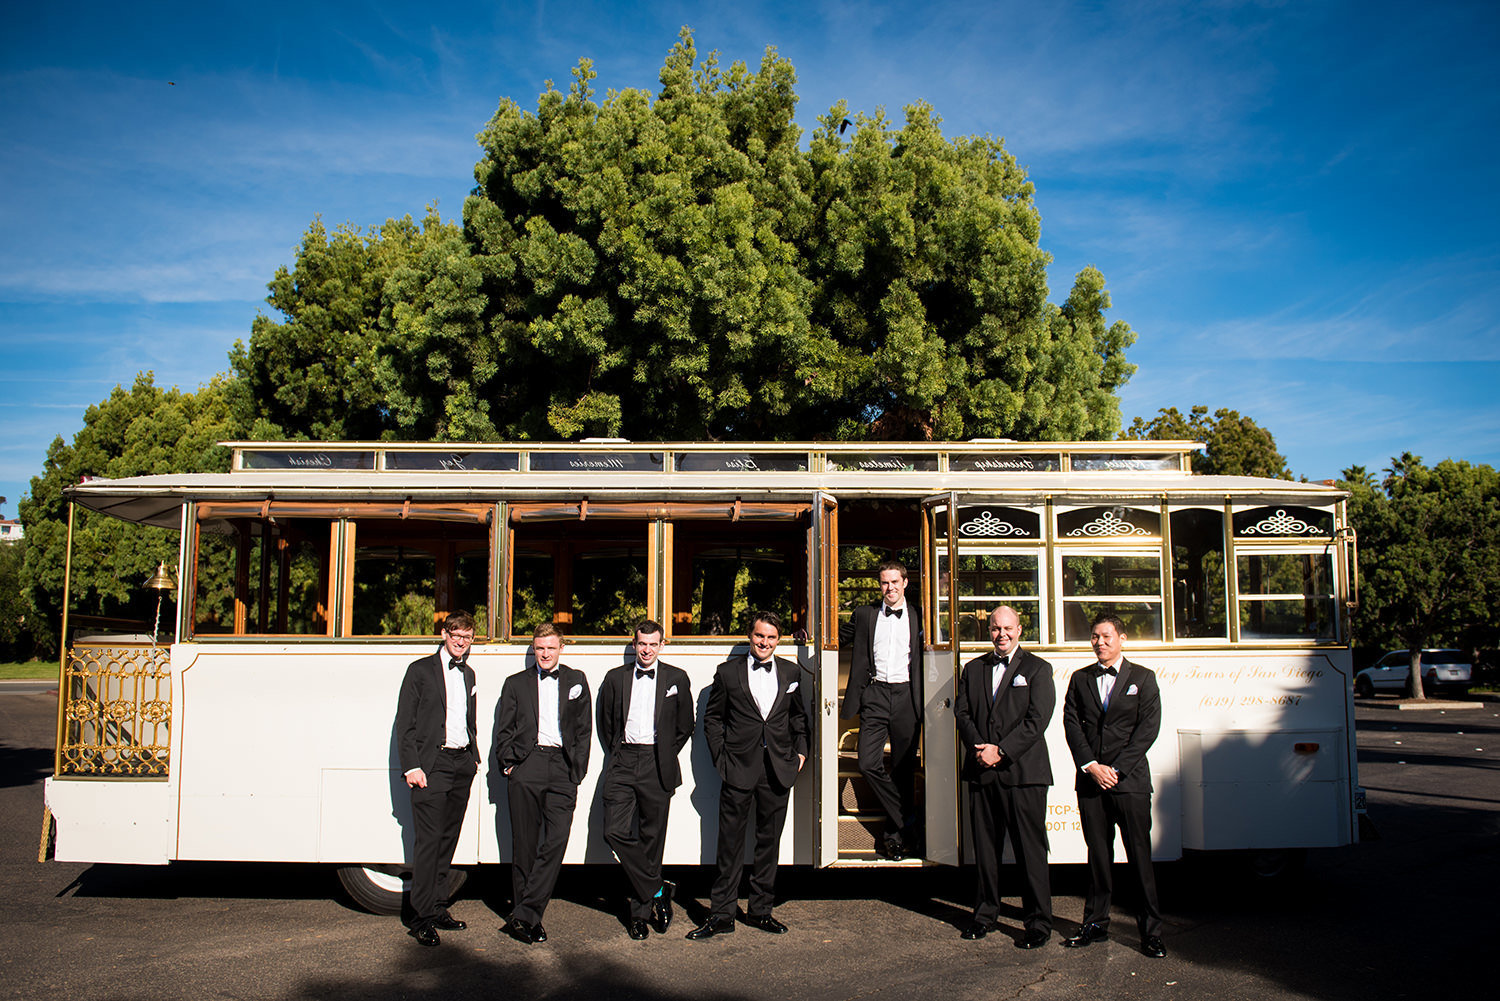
left=44, top=439, right=1360, bottom=912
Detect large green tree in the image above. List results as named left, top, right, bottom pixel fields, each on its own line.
left=247, top=30, right=1134, bottom=443
left=1341, top=454, right=1500, bottom=698
left=20, top=374, right=239, bottom=655
left=1125, top=405, right=1291, bottom=478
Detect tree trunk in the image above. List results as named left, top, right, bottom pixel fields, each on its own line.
left=1406, top=647, right=1426, bottom=700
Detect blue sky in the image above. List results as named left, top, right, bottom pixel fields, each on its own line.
left=3, top=0, right=1497, bottom=515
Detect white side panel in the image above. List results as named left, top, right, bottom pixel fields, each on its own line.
left=46, top=777, right=174, bottom=864
left=815, top=648, right=840, bottom=867
left=166, top=641, right=808, bottom=867
left=922, top=648, right=959, bottom=865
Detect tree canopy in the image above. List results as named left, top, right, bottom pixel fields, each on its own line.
left=1341, top=454, right=1500, bottom=696
left=1125, top=405, right=1291, bottom=478
left=231, top=29, right=1135, bottom=444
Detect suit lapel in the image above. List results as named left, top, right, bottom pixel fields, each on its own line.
left=1105, top=660, right=1132, bottom=720
left=652, top=667, right=668, bottom=744
left=992, top=649, right=1024, bottom=716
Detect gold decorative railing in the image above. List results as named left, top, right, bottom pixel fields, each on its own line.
left=58, top=643, right=172, bottom=776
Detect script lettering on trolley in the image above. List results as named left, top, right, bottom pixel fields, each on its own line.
left=826, top=453, right=939, bottom=472
left=287, top=453, right=334, bottom=468
left=529, top=452, right=665, bottom=472
left=949, top=452, right=1062, bottom=472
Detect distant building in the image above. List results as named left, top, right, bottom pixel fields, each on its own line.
left=0, top=519, right=22, bottom=542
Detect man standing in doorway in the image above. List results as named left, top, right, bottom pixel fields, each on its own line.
left=597, top=620, right=695, bottom=939
left=687, top=611, right=811, bottom=939
left=395, top=610, right=480, bottom=947
left=954, top=605, right=1055, bottom=947
left=1061, top=613, right=1165, bottom=958
left=841, top=560, right=924, bottom=859
left=495, top=622, right=591, bottom=944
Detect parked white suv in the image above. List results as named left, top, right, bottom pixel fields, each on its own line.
left=1355, top=649, right=1473, bottom=697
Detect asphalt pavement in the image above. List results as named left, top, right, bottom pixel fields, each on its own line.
left=1, top=688, right=1494, bottom=1001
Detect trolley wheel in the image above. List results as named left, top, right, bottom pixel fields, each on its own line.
left=335, top=864, right=468, bottom=916
left=1249, top=848, right=1307, bottom=881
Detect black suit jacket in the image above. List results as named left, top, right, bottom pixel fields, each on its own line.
left=596, top=660, right=695, bottom=790
left=704, top=654, right=811, bottom=790
left=1062, top=658, right=1160, bottom=795
left=840, top=601, right=924, bottom=721
left=496, top=664, right=592, bottom=785
left=396, top=649, right=479, bottom=775
left=954, top=646, right=1056, bottom=787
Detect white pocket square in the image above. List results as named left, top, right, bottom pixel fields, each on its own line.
left=1011, top=675, right=1028, bottom=687
left=665, top=685, right=679, bottom=697
left=568, top=684, right=583, bottom=700
left=786, top=681, right=799, bottom=693
left=1126, top=684, right=1138, bottom=696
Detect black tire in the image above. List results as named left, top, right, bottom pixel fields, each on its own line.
left=1354, top=677, right=1375, bottom=698
left=1249, top=848, right=1307, bottom=881
left=335, top=864, right=468, bottom=916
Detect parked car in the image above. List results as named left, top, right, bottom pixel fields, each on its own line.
left=1354, top=649, right=1473, bottom=697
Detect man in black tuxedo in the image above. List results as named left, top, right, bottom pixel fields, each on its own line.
left=395, top=610, right=480, bottom=947
left=597, top=619, right=695, bottom=939
left=495, top=622, right=592, bottom=944
left=954, top=605, right=1056, bottom=948
left=686, top=611, right=811, bottom=939
left=840, top=560, right=924, bottom=859
left=1061, top=613, right=1165, bottom=958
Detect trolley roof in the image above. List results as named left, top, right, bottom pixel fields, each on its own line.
left=65, top=440, right=1346, bottom=530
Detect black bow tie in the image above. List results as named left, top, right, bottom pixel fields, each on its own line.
left=448, top=657, right=466, bottom=671
left=635, top=667, right=655, bottom=680
left=538, top=667, right=557, bottom=679
left=1098, top=664, right=1118, bottom=676
left=752, top=659, right=774, bottom=672
left=884, top=606, right=903, bottom=618
left=995, top=654, right=1009, bottom=668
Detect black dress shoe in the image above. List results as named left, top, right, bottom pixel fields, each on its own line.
left=628, top=918, right=649, bottom=940
left=531, top=923, right=547, bottom=943
left=409, top=924, right=440, bottom=947
left=1143, top=936, right=1166, bottom=958
left=878, top=835, right=908, bottom=861
left=1062, top=923, right=1108, bottom=948
left=651, top=880, right=675, bottom=934
left=744, top=913, right=788, bottom=934
left=1016, top=929, right=1050, bottom=949
left=502, top=919, right=535, bottom=944
left=685, top=917, right=736, bottom=940
left=432, top=913, right=466, bottom=931
left=960, top=921, right=993, bottom=940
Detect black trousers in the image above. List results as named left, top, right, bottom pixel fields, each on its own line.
left=1078, top=789, right=1161, bottom=938
left=709, top=756, right=791, bottom=920
left=969, top=781, right=1052, bottom=932
left=409, top=747, right=477, bottom=926
left=856, top=681, right=920, bottom=836
left=507, top=748, right=578, bottom=926
left=602, top=744, right=674, bottom=919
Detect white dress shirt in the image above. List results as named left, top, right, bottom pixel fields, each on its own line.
left=537, top=669, right=563, bottom=747
left=990, top=648, right=1018, bottom=699
left=441, top=649, right=469, bottom=748
left=748, top=654, right=778, bottom=719
left=873, top=602, right=912, bottom=684
left=624, top=663, right=658, bottom=744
